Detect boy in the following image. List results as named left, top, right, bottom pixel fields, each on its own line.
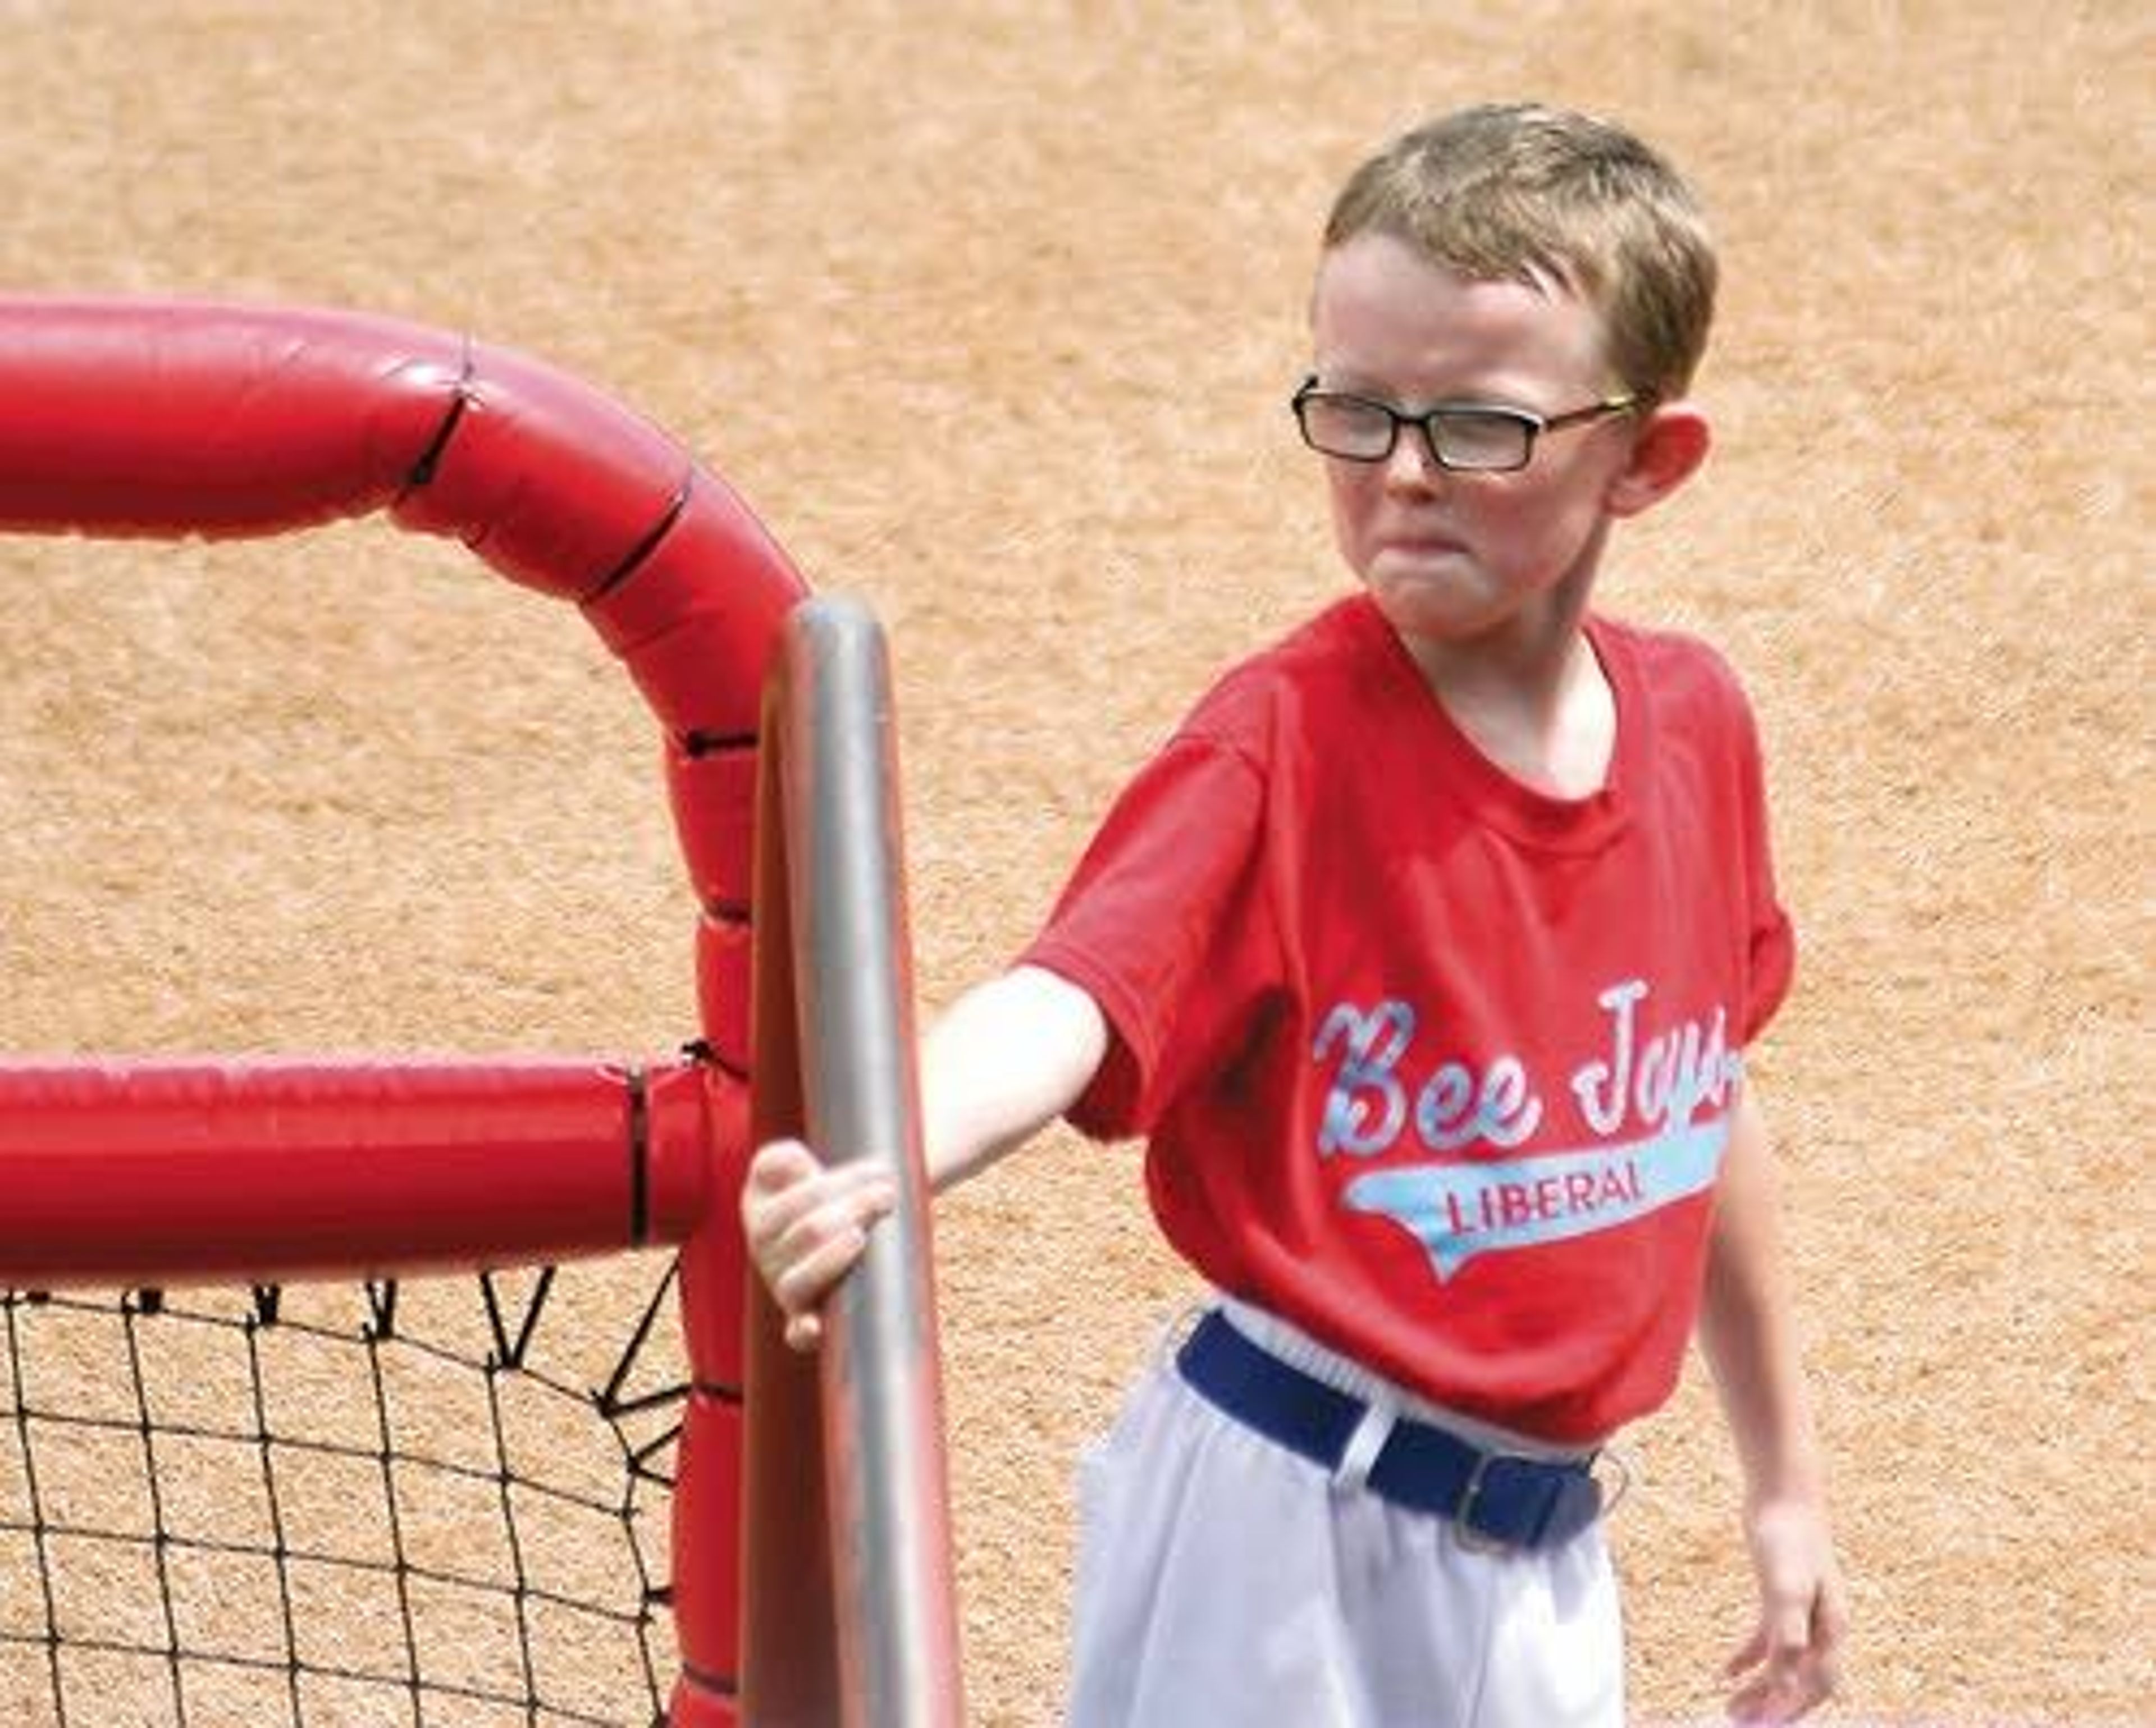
left=746, top=102, right=1847, bottom=1726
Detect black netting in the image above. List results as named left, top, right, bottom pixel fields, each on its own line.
left=1, top=1259, right=689, bottom=1726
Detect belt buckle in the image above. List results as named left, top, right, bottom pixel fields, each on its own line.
left=1456, top=1447, right=1610, bottom=1552
left=1451, top=1449, right=1523, bottom=1554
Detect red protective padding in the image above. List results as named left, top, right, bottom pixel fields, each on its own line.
left=670, top=1385, right=747, bottom=1726
left=385, top=337, right=691, bottom=602
left=584, top=484, right=807, bottom=739
left=0, top=299, right=463, bottom=536
left=0, top=292, right=810, bottom=1057
left=0, top=298, right=816, bottom=1718
left=666, top=739, right=761, bottom=913
left=696, top=913, right=757, bottom=1078
left=670, top=1195, right=752, bottom=1716
left=0, top=295, right=808, bottom=730
left=649, top=1059, right=740, bottom=1247
left=677, top=1092, right=751, bottom=1386
left=0, top=1058, right=714, bottom=1287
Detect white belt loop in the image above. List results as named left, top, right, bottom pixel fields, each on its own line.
left=1591, top=1441, right=1637, bottom=1519
left=1331, top=1389, right=1399, bottom=1496
left=1154, top=1301, right=1218, bottom=1383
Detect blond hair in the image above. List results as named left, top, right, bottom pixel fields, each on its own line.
left=1323, top=103, right=1718, bottom=401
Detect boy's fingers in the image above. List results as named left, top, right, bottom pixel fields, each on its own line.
left=738, top=1143, right=899, bottom=1336
left=1724, top=1616, right=1837, bottom=1724
left=769, top=1218, right=872, bottom=1310
left=742, top=1139, right=823, bottom=1217
left=742, top=1145, right=892, bottom=1252
left=752, top=1177, right=895, bottom=1281
left=1723, top=1621, right=1767, bottom=1676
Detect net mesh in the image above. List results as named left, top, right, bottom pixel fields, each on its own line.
left=0, top=1259, right=691, bottom=1727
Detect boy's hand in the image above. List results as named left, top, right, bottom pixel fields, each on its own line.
left=740, top=1139, right=898, bottom=1352
left=1723, top=1494, right=1848, bottom=1722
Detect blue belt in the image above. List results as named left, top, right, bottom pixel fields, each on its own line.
left=1175, top=1310, right=1604, bottom=1551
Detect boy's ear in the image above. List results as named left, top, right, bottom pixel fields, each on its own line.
left=1606, top=400, right=1710, bottom=518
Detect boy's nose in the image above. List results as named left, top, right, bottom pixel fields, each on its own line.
left=1383, top=432, right=1445, bottom=491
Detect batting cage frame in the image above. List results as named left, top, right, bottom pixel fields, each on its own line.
left=0, top=298, right=963, bottom=1727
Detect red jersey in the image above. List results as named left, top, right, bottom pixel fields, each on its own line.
left=1021, top=595, right=1794, bottom=1443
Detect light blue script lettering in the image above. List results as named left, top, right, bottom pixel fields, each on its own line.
left=1316, top=999, right=1543, bottom=1158
left=1569, top=979, right=1740, bottom=1137
left=1314, top=1000, right=1413, bottom=1155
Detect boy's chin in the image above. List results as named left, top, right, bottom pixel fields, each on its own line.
left=1363, top=575, right=1492, bottom=645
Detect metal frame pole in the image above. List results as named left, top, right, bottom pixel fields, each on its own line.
left=741, top=595, right=963, bottom=1728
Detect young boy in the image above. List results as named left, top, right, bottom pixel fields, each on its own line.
left=745, top=102, right=1847, bottom=1726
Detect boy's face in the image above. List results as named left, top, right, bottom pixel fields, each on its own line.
left=1307, top=232, right=1647, bottom=659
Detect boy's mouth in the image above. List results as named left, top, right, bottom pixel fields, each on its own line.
left=1380, top=532, right=1469, bottom=561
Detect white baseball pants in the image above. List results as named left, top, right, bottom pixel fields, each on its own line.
left=1065, top=1301, right=1625, bottom=1728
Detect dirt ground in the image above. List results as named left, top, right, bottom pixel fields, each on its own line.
left=0, top=3, right=2148, bottom=1724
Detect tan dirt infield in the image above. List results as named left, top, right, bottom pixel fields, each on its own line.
left=0, top=4, right=2148, bottom=1724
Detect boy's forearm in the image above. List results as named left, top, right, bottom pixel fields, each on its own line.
left=1700, top=1089, right=1829, bottom=1505
left=917, top=964, right=1108, bottom=1192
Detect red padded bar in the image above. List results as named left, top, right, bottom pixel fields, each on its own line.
left=387, top=338, right=692, bottom=602
left=617, top=606, right=785, bottom=742
left=0, top=1058, right=711, bottom=1287
left=0, top=298, right=462, bottom=536
left=581, top=474, right=804, bottom=662
left=588, top=484, right=807, bottom=742
left=665, top=739, right=760, bottom=912
left=695, top=915, right=756, bottom=1077
left=669, top=1191, right=752, bottom=1716
left=669, top=1384, right=748, bottom=1724
left=645, top=1059, right=736, bottom=1247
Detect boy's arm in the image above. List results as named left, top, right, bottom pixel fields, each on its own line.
left=915, top=963, right=1111, bottom=1192
left=1700, top=1085, right=1849, bottom=1723
left=742, top=964, right=1108, bottom=1350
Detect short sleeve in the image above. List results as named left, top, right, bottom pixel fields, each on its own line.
left=1019, top=735, right=1273, bottom=1140
left=1730, top=689, right=1795, bottom=1041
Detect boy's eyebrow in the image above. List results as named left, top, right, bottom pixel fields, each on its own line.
left=1308, top=372, right=1550, bottom=412
left=1308, top=355, right=1522, bottom=396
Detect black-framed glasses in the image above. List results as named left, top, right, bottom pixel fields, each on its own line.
left=1291, top=375, right=1638, bottom=474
